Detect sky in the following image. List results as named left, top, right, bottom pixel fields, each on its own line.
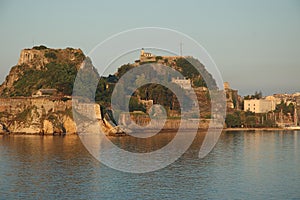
left=0, top=0, right=299, bottom=96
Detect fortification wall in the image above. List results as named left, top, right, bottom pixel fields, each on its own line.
left=0, top=97, right=72, bottom=114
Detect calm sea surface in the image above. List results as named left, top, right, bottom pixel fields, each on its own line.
left=0, top=131, right=299, bottom=199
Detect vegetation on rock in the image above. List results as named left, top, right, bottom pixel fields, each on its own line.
left=0, top=46, right=85, bottom=97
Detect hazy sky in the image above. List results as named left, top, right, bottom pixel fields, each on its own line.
left=0, top=0, right=299, bottom=96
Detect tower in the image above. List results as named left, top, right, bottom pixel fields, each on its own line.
left=141, top=48, right=145, bottom=56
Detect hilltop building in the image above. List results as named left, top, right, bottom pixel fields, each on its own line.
left=140, top=49, right=156, bottom=62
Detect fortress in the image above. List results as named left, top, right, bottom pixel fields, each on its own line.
left=138, top=48, right=184, bottom=63
left=139, top=48, right=156, bottom=62
left=0, top=97, right=71, bottom=113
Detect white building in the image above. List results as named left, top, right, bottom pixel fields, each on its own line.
left=171, top=77, right=192, bottom=90
left=244, top=99, right=275, bottom=113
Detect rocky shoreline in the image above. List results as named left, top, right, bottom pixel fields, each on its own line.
left=3, top=127, right=296, bottom=136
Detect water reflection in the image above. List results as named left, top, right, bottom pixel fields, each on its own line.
left=0, top=135, right=100, bottom=199
left=0, top=131, right=299, bottom=199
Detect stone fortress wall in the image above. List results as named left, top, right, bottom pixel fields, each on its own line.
left=0, top=97, right=72, bottom=114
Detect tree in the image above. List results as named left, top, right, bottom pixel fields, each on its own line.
left=275, top=100, right=295, bottom=116
left=263, top=118, right=276, bottom=127
left=155, top=56, right=163, bottom=61
left=33, top=45, right=48, bottom=50
left=245, top=110, right=255, bottom=117
left=254, top=91, right=262, bottom=99
left=116, top=64, right=134, bottom=78
left=44, top=52, right=57, bottom=59
left=225, top=113, right=241, bottom=128
left=129, top=97, right=146, bottom=113
left=245, top=116, right=256, bottom=127
left=244, top=91, right=262, bottom=100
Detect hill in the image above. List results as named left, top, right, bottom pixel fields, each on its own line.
left=0, top=45, right=86, bottom=97
left=95, top=54, right=217, bottom=119
left=0, top=47, right=216, bottom=108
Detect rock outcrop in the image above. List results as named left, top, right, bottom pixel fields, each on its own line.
left=63, top=116, right=77, bottom=134
left=0, top=45, right=85, bottom=97
left=43, top=120, right=54, bottom=134
left=0, top=97, right=76, bottom=134
left=0, top=46, right=118, bottom=135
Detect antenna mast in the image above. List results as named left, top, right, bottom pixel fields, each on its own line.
left=180, top=41, right=183, bottom=56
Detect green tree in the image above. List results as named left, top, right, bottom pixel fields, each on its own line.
left=44, top=52, right=57, bottom=59
left=33, top=45, right=48, bottom=50
left=129, top=97, right=146, bottom=112
left=117, top=64, right=134, bottom=78
left=225, top=113, right=241, bottom=128
left=275, top=100, right=294, bottom=116
left=263, top=118, right=276, bottom=127
left=245, top=115, right=256, bottom=127
left=244, top=91, right=262, bottom=100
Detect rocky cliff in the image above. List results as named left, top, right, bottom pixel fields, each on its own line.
left=0, top=46, right=90, bottom=135
left=0, top=45, right=85, bottom=97
left=0, top=97, right=76, bottom=135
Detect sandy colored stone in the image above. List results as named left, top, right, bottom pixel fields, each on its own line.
left=63, top=116, right=77, bottom=134
left=43, top=119, right=54, bottom=134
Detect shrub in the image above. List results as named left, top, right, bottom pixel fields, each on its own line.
left=33, top=45, right=48, bottom=50
left=44, top=52, right=57, bottom=59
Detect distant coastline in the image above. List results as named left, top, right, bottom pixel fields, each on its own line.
left=2, top=127, right=299, bottom=136
left=223, top=127, right=293, bottom=132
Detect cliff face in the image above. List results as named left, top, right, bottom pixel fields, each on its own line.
left=17, top=46, right=84, bottom=68
left=0, top=97, right=77, bottom=135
